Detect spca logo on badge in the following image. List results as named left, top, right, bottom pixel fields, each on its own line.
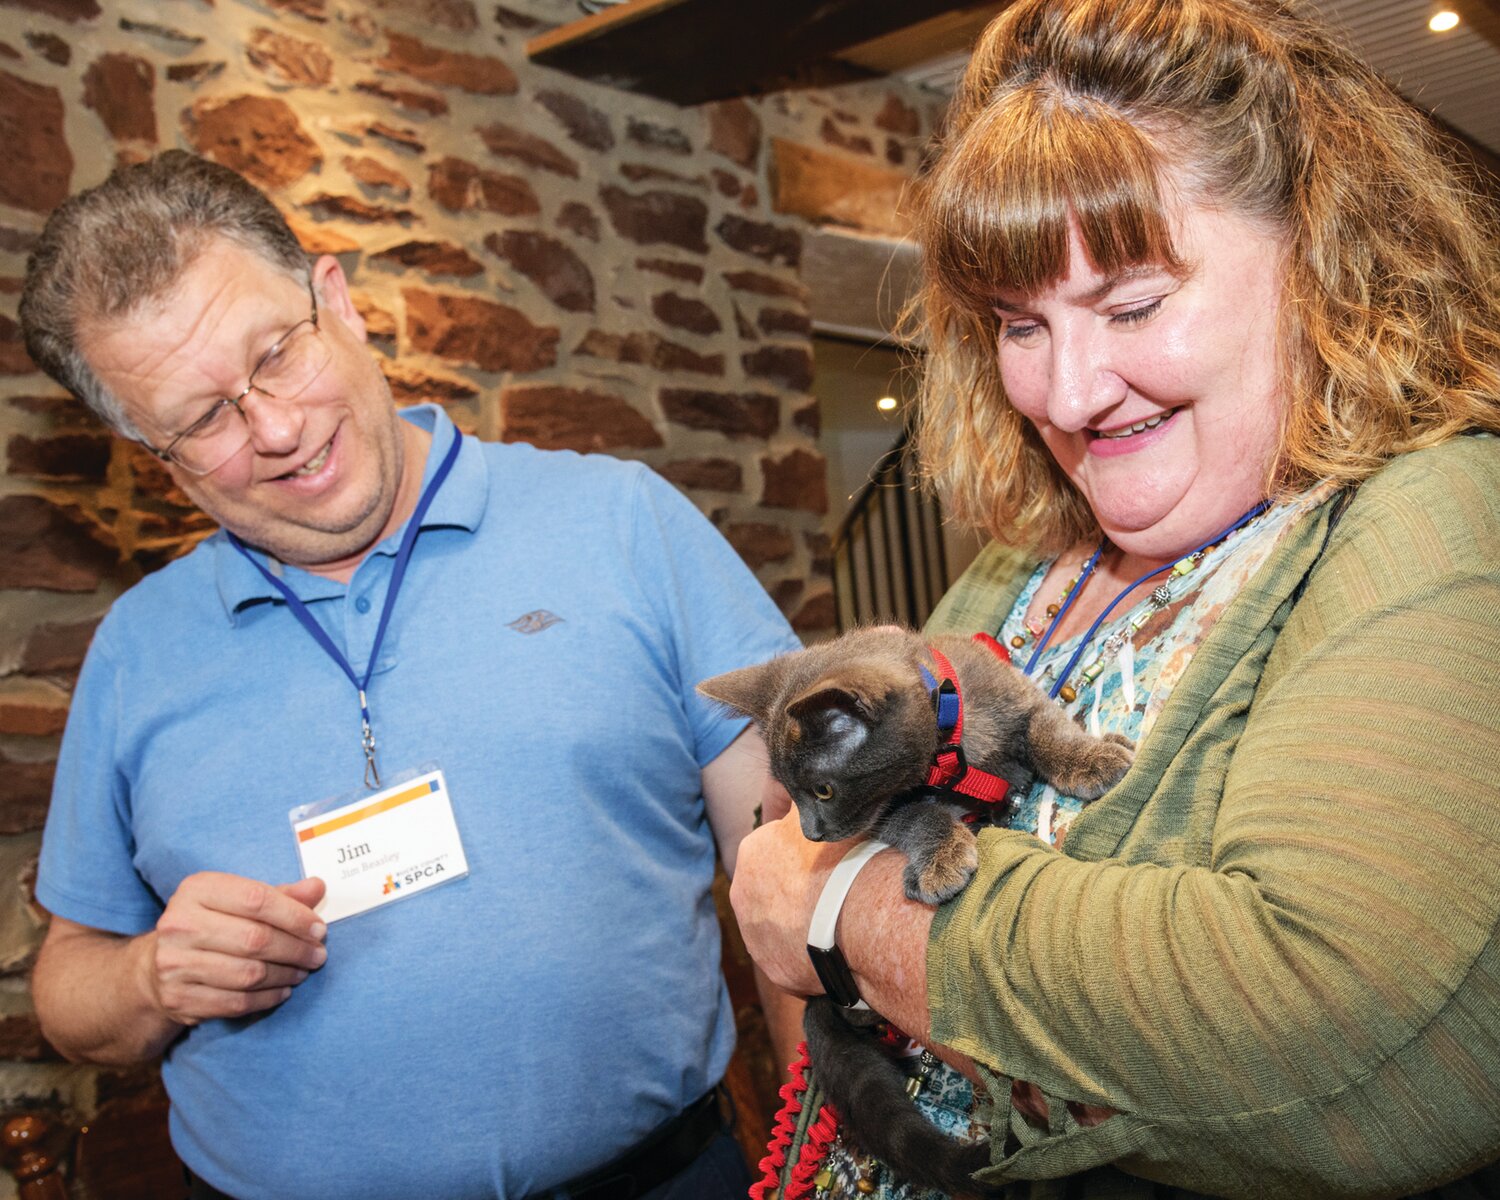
left=386, top=856, right=448, bottom=891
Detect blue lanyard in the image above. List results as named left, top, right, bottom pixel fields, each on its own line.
left=229, top=430, right=463, bottom=788
left=1023, top=501, right=1269, bottom=701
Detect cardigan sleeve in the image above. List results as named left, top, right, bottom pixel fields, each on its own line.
left=927, top=438, right=1500, bottom=1198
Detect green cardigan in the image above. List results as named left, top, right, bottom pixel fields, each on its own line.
left=925, top=436, right=1500, bottom=1199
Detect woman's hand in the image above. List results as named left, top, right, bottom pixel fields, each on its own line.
left=729, top=810, right=854, bottom=996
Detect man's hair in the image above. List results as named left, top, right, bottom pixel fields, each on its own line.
left=908, top=0, right=1500, bottom=552
left=20, top=150, right=309, bottom=439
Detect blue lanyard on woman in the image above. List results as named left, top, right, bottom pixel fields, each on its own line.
left=229, top=431, right=463, bottom=788
left=1024, top=501, right=1269, bottom=701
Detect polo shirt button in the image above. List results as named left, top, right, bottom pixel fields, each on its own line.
left=355, top=596, right=371, bottom=614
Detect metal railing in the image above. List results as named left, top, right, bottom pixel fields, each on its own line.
left=831, top=427, right=950, bottom=631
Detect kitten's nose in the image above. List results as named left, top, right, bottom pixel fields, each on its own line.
left=798, top=807, right=825, bottom=841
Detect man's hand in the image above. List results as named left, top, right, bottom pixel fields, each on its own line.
left=143, top=872, right=329, bottom=1026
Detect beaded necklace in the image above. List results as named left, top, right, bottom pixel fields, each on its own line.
left=1018, top=502, right=1269, bottom=703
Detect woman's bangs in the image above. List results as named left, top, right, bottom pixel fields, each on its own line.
left=921, top=92, right=1184, bottom=312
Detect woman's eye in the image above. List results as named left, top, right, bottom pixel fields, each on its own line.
left=1000, top=320, right=1042, bottom=343
left=1111, top=298, right=1163, bottom=326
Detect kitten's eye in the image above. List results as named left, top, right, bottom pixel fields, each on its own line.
left=813, top=784, right=833, bottom=800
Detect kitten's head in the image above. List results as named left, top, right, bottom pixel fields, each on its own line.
left=698, top=628, right=939, bottom=841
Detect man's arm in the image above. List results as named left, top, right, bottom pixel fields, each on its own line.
left=701, top=727, right=806, bottom=1071
left=32, top=873, right=328, bottom=1065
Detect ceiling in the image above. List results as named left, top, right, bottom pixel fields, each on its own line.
left=532, top=0, right=1500, bottom=164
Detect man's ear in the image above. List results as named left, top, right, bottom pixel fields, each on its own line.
left=310, top=254, right=366, bottom=344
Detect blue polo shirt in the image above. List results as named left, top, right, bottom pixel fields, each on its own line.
left=37, top=405, right=800, bottom=1199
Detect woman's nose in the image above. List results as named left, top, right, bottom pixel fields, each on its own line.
left=1046, top=327, right=1125, bottom=432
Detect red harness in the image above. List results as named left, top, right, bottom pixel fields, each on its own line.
left=921, top=634, right=1013, bottom=815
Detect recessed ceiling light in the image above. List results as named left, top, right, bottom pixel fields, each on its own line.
left=1429, top=10, right=1460, bottom=32
left=876, top=396, right=898, bottom=411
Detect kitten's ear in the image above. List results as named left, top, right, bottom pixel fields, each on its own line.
left=785, top=679, right=889, bottom=729
left=697, top=658, right=788, bottom=722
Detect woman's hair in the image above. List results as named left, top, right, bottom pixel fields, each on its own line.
left=910, top=0, right=1500, bottom=551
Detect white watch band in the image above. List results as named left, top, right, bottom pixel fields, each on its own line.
left=806, top=839, right=890, bottom=1011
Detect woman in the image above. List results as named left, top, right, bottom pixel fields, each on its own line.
left=731, top=0, right=1500, bottom=1197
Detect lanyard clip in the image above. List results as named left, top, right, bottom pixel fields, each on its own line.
left=359, top=689, right=381, bottom=790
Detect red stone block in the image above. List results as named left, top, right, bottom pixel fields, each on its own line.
left=0, top=751, right=52, bottom=836
left=715, top=214, right=801, bottom=268
left=476, top=121, right=579, bottom=178
left=0, top=495, right=118, bottom=592
left=723, top=268, right=808, bottom=301
left=0, top=70, right=72, bottom=214
left=707, top=98, right=761, bottom=170
left=723, top=521, right=794, bottom=569
left=382, top=360, right=479, bottom=405
left=25, top=32, right=69, bottom=65
left=501, top=384, right=663, bottom=453
left=660, top=388, right=778, bottom=440
left=742, top=344, right=813, bottom=392
left=638, top=258, right=704, bottom=284
left=305, top=192, right=415, bottom=223
left=575, top=331, right=722, bottom=377
left=0, top=313, right=36, bottom=375
left=651, top=292, right=720, bottom=336
left=791, top=590, right=837, bottom=635
left=371, top=239, right=483, bottom=277
left=875, top=94, right=921, bottom=136
left=658, top=457, right=743, bottom=493
left=819, top=116, right=873, bottom=156
left=403, top=288, right=557, bottom=372
left=7, top=432, right=111, bottom=482
left=343, top=154, right=412, bottom=198
left=377, top=30, right=516, bottom=95
left=427, top=156, right=539, bottom=215
left=760, top=448, right=828, bottom=513
left=484, top=230, right=595, bottom=313
left=557, top=202, right=600, bottom=242
left=600, top=185, right=707, bottom=254
left=354, top=78, right=448, bottom=116
left=184, top=94, right=321, bottom=188
left=534, top=89, right=613, bottom=152
left=246, top=28, right=334, bottom=87
left=20, top=619, right=100, bottom=675
left=2, top=0, right=99, bottom=19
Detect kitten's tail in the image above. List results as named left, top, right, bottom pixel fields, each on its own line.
left=804, top=997, right=995, bottom=1198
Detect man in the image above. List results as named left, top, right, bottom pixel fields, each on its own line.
left=21, top=151, right=802, bottom=1200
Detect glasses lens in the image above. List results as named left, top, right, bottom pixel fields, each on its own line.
left=169, top=402, right=251, bottom=475
left=251, top=322, right=331, bottom=401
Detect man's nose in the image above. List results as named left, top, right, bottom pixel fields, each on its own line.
left=239, top=386, right=306, bottom=455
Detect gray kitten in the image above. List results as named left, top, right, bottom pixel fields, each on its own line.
left=699, top=625, right=1134, bottom=1198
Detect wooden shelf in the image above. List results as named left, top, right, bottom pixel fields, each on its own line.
left=526, top=0, right=997, bottom=106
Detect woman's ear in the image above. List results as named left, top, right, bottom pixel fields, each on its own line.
left=309, top=254, right=367, bottom=343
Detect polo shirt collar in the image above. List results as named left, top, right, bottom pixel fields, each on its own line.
left=212, top=404, right=488, bottom=620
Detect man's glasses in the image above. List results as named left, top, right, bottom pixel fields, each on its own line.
left=145, top=277, right=333, bottom=476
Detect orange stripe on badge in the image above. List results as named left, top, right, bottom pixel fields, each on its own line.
left=296, top=779, right=439, bottom=842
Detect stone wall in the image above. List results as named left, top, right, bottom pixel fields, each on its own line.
left=0, top=0, right=941, bottom=1181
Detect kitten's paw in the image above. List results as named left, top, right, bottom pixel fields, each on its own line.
left=1065, top=738, right=1135, bottom=800
left=905, top=835, right=979, bottom=905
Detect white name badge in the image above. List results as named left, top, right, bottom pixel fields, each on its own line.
left=291, top=767, right=468, bottom=923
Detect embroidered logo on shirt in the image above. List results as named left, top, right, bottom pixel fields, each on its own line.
left=507, top=610, right=564, bottom=635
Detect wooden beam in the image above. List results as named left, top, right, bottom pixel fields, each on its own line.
left=834, top=2, right=1006, bottom=75
left=527, top=0, right=986, bottom=106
